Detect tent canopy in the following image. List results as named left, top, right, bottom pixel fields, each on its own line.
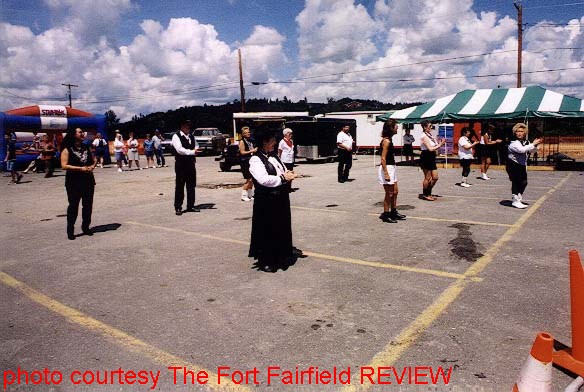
left=377, top=86, right=584, bottom=123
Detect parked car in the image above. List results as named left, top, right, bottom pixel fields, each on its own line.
left=161, top=132, right=175, bottom=155
left=218, top=143, right=241, bottom=172
left=193, top=128, right=227, bottom=155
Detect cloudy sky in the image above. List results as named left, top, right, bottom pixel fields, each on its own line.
left=1, top=0, right=583, bottom=120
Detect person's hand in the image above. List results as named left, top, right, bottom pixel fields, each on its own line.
left=284, top=171, right=296, bottom=181
left=534, top=138, right=544, bottom=146
left=495, top=139, right=502, bottom=143
left=384, top=173, right=390, bottom=181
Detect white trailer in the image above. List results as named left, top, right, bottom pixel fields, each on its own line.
left=316, top=111, right=425, bottom=150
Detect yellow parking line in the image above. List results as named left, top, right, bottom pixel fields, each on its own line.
left=365, top=213, right=513, bottom=227
left=126, top=221, right=480, bottom=281
left=0, top=272, right=247, bottom=391
left=343, top=173, right=571, bottom=391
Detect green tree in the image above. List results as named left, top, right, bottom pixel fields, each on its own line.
left=104, top=110, right=120, bottom=139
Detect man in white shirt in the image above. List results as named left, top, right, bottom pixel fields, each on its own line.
left=336, top=125, right=353, bottom=183
left=171, top=120, right=199, bottom=215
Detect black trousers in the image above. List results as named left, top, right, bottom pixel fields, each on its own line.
left=66, top=182, right=94, bottom=229
left=506, top=160, right=528, bottom=195
left=175, top=162, right=196, bottom=209
left=337, top=149, right=352, bottom=181
left=460, top=158, right=472, bottom=177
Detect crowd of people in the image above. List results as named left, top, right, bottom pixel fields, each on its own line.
left=3, top=119, right=543, bottom=270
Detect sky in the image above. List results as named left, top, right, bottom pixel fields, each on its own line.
left=1, top=0, right=583, bottom=121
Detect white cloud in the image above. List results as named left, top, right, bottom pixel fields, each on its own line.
left=1, top=0, right=582, bottom=119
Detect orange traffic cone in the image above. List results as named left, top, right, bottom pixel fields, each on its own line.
left=513, top=332, right=554, bottom=392
left=553, top=250, right=584, bottom=377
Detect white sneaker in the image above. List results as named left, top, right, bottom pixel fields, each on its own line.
left=481, top=173, right=490, bottom=180
left=118, top=168, right=122, bottom=173
left=460, top=182, right=471, bottom=188
left=517, top=193, right=523, bottom=201
left=241, top=195, right=252, bottom=202
left=139, top=167, right=143, bottom=170
left=512, top=195, right=527, bottom=209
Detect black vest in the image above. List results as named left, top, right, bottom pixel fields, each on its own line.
left=253, top=153, right=287, bottom=196
left=175, top=132, right=196, bottom=165
left=380, top=138, right=396, bottom=165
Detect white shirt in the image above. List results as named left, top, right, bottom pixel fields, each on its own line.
left=92, top=138, right=105, bottom=148
left=171, top=131, right=198, bottom=156
left=508, top=140, right=537, bottom=166
left=249, top=154, right=286, bottom=187
left=128, top=138, right=138, bottom=151
left=152, top=135, right=161, bottom=149
left=337, top=131, right=353, bottom=150
left=278, top=139, right=294, bottom=164
left=403, top=134, right=415, bottom=145
left=420, top=132, right=437, bottom=151
left=113, top=138, right=124, bottom=152
left=458, top=136, right=474, bottom=159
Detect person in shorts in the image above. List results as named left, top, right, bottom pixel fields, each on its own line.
left=239, top=126, right=257, bottom=201
left=4, top=133, right=23, bottom=184
left=378, top=120, right=406, bottom=223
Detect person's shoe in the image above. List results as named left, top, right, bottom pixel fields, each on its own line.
left=261, top=264, right=276, bottom=273
left=460, top=182, right=471, bottom=187
left=82, top=226, right=93, bottom=236
left=175, top=208, right=183, bottom=216
left=241, top=195, right=252, bottom=202
left=391, top=210, right=406, bottom=220
left=338, top=179, right=345, bottom=183
left=512, top=195, right=528, bottom=209
left=139, top=167, right=143, bottom=170
left=118, top=168, right=123, bottom=173
left=67, top=227, right=75, bottom=240
left=379, top=212, right=397, bottom=223
left=185, top=207, right=200, bottom=212
left=16, top=174, right=23, bottom=183
left=481, top=173, right=490, bottom=180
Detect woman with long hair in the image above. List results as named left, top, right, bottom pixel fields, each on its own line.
left=378, top=119, right=406, bottom=223
left=60, top=128, right=96, bottom=240
left=458, top=127, right=479, bottom=187
left=419, top=120, right=445, bottom=201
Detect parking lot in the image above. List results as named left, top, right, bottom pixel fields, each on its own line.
left=1, top=155, right=583, bottom=391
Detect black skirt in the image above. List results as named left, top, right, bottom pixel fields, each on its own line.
left=248, top=189, right=293, bottom=263
left=419, top=150, right=437, bottom=170
left=402, top=144, right=414, bottom=156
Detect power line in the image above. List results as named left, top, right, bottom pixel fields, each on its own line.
left=523, top=1, right=584, bottom=9
left=260, top=66, right=584, bottom=84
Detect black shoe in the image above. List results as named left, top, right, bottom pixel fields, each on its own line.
left=338, top=179, right=345, bottom=183
left=391, top=210, right=406, bottom=220
left=175, top=208, right=183, bottom=216
left=82, top=226, right=93, bottom=236
left=379, top=212, right=397, bottom=223
left=185, top=207, right=200, bottom=212
left=67, top=228, right=75, bottom=240
left=16, top=174, right=23, bottom=183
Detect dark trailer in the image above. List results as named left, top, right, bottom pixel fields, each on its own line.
left=286, top=118, right=356, bottom=162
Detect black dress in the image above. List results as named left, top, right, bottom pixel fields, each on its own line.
left=248, top=153, right=293, bottom=265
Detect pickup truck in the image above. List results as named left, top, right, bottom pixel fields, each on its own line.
left=193, top=128, right=228, bottom=155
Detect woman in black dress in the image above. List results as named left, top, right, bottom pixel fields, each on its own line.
left=248, top=128, right=297, bottom=272
left=60, top=128, right=96, bottom=240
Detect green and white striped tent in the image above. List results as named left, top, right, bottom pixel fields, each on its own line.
left=377, top=86, right=584, bottom=123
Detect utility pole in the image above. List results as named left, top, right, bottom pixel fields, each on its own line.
left=514, top=1, right=523, bottom=88
left=238, top=49, right=246, bottom=112
left=61, top=83, right=79, bottom=107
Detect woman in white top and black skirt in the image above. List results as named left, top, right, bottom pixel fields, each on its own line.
left=458, top=127, right=479, bottom=187
left=506, top=123, right=543, bottom=209
left=60, top=128, right=97, bottom=240
left=378, top=119, right=406, bottom=223
left=419, top=120, right=445, bottom=201
left=248, top=128, right=297, bottom=272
